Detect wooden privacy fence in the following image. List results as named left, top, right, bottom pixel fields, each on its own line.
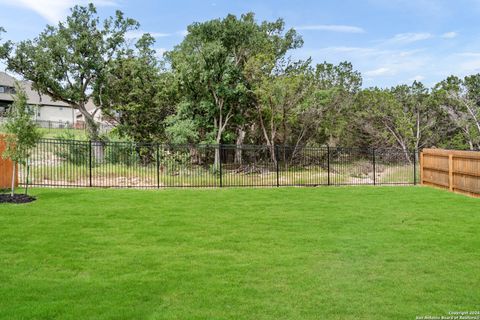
left=420, top=148, right=480, bottom=197
left=0, top=134, right=18, bottom=189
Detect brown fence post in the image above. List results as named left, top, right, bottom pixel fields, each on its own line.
left=448, top=153, right=453, bottom=192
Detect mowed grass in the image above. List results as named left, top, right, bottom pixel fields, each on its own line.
left=0, top=187, right=479, bottom=319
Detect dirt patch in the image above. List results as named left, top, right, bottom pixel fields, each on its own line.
left=0, top=194, right=36, bottom=204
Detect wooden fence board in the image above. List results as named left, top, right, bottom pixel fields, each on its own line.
left=420, top=148, right=480, bottom=197
left=0, top=134, right=18, bottom=189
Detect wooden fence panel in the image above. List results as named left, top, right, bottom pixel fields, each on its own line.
left=0, top=134, right=18, bottom=189
left=420, top=148, right=480, bottom=197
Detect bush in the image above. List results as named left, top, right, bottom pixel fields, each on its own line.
left=160, top=149, right=191, bottom=174
left=52, top=132, right=89, bottom=165
left=105, top=142, right=139, bottom=165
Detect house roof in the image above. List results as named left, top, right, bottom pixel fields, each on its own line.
left=0, top=72, right=16, bottom=102
left=0, top=72, right=71, bottom=108
left=0, top=72, right=16, bottom=87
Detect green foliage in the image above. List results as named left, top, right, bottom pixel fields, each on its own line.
left=2, top=84, right=42, bottom=166
left=53, top=132, right=90, bottom=165
left=104, top=142, right=139, bottom=166
left=433, top=75, right=480, bottom=149
left=166, top=13, right=302, bottom=148
left=6, top=4, right=138, bottom=140
left=3, top=11, right=480, bottom=151
left=1, top=84, right=43, bottom=195
left=164, top=112, right=199, bottom=145
left=354, top=82, right=438, bottom=158
left=0, top=26, right=12, bottom=60
left=160, top=150, right=192, bottom=173
left=102, top=34, right=176, bottom=144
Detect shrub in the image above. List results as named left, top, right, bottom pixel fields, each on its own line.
left=160, top=149, right=191, bottom=174
left=105, top=142, right=139, bottom=165
left=53, top=132, right=90, bottom=165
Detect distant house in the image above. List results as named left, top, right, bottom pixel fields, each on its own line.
left=75, top=99, right=106, bottom=126
left=0, top=72, right=76, bottom=125
left=74, top=99, right=118, bottom=133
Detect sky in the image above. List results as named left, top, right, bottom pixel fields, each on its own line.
left=1, top=0, right=480, bottom=88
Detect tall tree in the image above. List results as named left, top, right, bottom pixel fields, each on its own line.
left=102, top=34, right=176, bottom=144
left=434, top=75, right=480, bottom=150
left=391, top=82, right=437, bottom=152
left=6, top=4, right=138, bottom=140
left=355, top=82, right=436, bottom=162
left=167, top=13, right=302, bottom=167
left=311, top=61, right=362, bottom=147
left=246, top=58, right=313, bottom=162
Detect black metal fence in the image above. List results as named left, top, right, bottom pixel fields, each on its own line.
left=34, top=120, right=114, bottom=133
left=19, top=139, right=418, bottom=188
left=0, top=118, right=114, bottom=134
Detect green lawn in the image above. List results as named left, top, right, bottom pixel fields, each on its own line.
left=0, top=187, right=478, bottom=319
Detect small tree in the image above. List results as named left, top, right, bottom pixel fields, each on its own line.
left=2, top=84, right=42, bottom=196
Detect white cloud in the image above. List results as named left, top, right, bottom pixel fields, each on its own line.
left=385, top=32, right=432, bottom=45
left=408, top=75, right=425, bottom=82
left=457, top=52, right=480, bottom=57
left=441, top=31, right=458, bottom=39
left=295, top=24, right=365, bottom=33
left=125, top=31, right=171, bottom=40
left=0, top=0, right=118, bottom=23
left=365, top=67, right=392, bottom=77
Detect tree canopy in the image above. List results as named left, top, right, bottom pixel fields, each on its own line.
left=1, top=7, right=480, bottom=152
left=5, top=4, right=138, bottom=140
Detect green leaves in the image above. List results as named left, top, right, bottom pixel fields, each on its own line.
left=102, top=35, right=176, bottom=144
left=433, top=75, right=480, bottom=149
left=6, top=4, right=139, bottom=140
left=0, top=26, right=12, bottom=60
left=2, top=83, right=43, bottom=166
left=167, top=15, right=248, bottom=143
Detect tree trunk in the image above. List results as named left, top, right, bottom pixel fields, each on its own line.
left=268, top=144, right=276, bottom=166
left=25, top=161, right=29, bottom=195
left=190, top=146, right=201, bottom=165
left=77, top=103, right=100, bottom=141
left=10, top=161, right=15, bottom=197
left=77, top=103, right=105, bottom=163
left=234, top=128, right=245, bottom=165
left=213, top=124, right=222, bottom=172
left=214, top=144, right=221, bottom=172
left=401, top=145, right=412, bottom=165
left=92, top=140, right=105, bottom=163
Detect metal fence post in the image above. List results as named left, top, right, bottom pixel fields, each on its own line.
left=156, top=144, right=160, bottom=189
left=275, top=145, right=280, bottom=187
left=372, top=148, right=376, bottom=186
left=413, top=149, right=417, bottom=185
left=327, top=145, right=330, bottom=186
left=88, top=140, right=92, bottom=187
left=219, top=144, right=223, bottom=188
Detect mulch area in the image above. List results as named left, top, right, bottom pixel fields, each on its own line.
left=0, top=194, right=36, bottom=204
